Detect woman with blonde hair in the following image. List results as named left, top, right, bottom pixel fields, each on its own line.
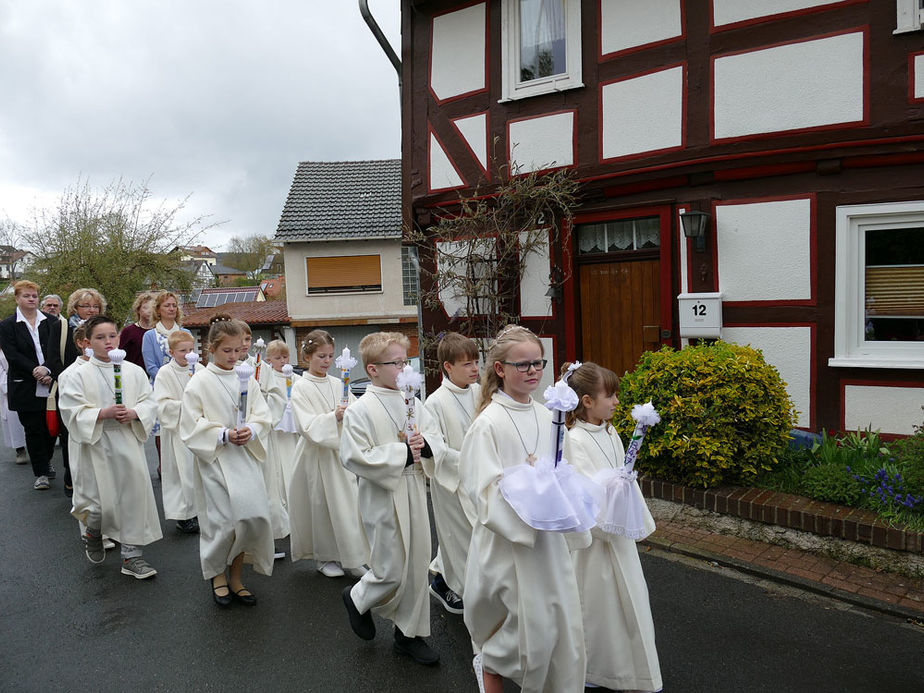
left=141, top=291, right=189, bottom=383
left=66, top=288, right=106, bottom=328
left=119, top=291, right=156, bottom=370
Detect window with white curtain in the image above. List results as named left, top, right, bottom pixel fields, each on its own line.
left=501, top=0, right=582, bottom=101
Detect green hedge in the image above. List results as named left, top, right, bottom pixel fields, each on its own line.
left=615, top=342, right=797, bottom=488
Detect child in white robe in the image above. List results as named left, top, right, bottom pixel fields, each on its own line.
left=288, top=330, right=368, bottom=578
left=340, top=331, right=444, bottom=666
left=422, top=332, right=480, bottom=613
left=563, top=362, right=662, bottom=692
left=59, top=315, right=162, bottom=580
left=153, top=331, right=203, bottom=534
left=180, top=315, right=274, bottom=607
left=261, top=339, right=297, bottom=535
left=460, top=325, right=587, bottom=693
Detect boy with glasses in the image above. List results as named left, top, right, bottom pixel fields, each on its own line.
left=340, top=332, right=445, bottom=666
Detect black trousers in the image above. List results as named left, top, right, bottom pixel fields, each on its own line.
left=17, top=410, right=54, bottom=478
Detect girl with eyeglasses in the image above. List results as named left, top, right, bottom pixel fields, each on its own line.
left=460, top=325, right=587, bottom=693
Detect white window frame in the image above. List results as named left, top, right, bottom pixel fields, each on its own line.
left=500, top=0, right=583, bottom=102
left=830, top=201, right=924, bottom=369
left=894, top=0, right=924, bottom=34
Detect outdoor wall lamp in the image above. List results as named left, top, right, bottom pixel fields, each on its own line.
left=680, top=209, right=711, bottom=253
left=546, top=265, right=564, bottom=302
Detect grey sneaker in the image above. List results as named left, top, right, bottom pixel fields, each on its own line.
left=84, top=530, right=105, bottom=564
left=121, top=556, right=157, bottom=579
left=33, top=475, right=50, bottom=490
left=46, top=464, right=56, bottom=480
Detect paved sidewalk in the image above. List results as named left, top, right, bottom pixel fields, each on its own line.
left=644, top=518, right=924, bottom=620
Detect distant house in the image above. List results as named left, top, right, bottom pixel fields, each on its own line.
left=275, top=159, right=419, bottom=371
left=210, top=262, right=247, bottom=287
left=182, top=259, right=215, bottom=289
left=182, top=300, right=293, bottom=361
left=194, top=285, right=265, bottom=308
left=172, top=245, right=218, bottom=266
left=0, top=245, right=34, bottom=282
left=260, top=276, right=285, bottom=299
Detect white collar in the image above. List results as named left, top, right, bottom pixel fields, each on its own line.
left=16, top=307, right=46, bottom=325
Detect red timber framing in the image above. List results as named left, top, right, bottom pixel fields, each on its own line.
left=402, top=0, right=924, bottom=433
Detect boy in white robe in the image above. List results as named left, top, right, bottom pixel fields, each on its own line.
left=59, top=315, right=162, bottom=580
left=340, top=331, right=445, bottom=666
left=288, top=330, right=369, bottom=578
left=422, top=332, right=480, bottom=613
left=153, top=331, right=203, bottom=534
left=261, top=339, right=296, bottom=538
left=180, top=315, right=274, bottom=607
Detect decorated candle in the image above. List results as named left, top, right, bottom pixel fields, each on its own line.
left=395, top=364, right=423, bottom=442
left=334, top=346, right=357, bottom=407
left=108, top=349, right=127, bottom=405
left=185, top=351, right=199, bottom=378
left=234, top=362, right=254, bottom=427
left=544, top=363, right=581, bottom=467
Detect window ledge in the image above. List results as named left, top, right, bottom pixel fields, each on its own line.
left=828, top=356, right=924, bottom=369
left=499, top=81, right=584, bottom=103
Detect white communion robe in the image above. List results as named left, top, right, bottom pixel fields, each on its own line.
left=340, top=383, right=445, bottom=638
left=59, top=357, right=162, bottom=547
left=288, top=372, right=369, bottom=569
left=180, top=362, right=275, bottom=580
left=568, top=420, right=663, bottom=692
left=153, top=359, right=203, bottom=521
left=422, top=378, right=479, bottom=596
left=460, top=393, right=588, bottom=693
left=0, top=350, right=26, bottom=449
left=259, top=368, right=294, bottom=538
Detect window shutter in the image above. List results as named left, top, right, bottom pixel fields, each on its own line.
left=306, top=255, right=382, bottom=292
left=865, top=265, right=924, bottom=316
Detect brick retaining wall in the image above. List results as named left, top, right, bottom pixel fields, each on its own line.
left=639, top=477, right=924, bottom=554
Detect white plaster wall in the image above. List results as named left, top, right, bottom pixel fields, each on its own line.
left=722, top=326, right=812, bottom=428
left=915, top=54, right=924, bottom=99
left=508, top=112, right=574, bottom=173
left=713, top=0, right=846, bottom=26
left=844, top=385, right=924, bottom=435
left=717, top=198, right=812, bottom=302
left=601, top=0, right=682, bottom=55
left=601, top=65, right=684, bottom=159
left=430, top=133, right=464, bottom=190
left=713, top=32, right=864, bottom=140
left=435, top=238, right=496, bottom=319
left=519, top=230, right=552, bottom=318
left=430, top=2, right=486, bottom=101
left=282, top=239, right=416, bottom=321
left=539, top=336, right=554, bottom=392
left=453, top=113, right=488, bottom=172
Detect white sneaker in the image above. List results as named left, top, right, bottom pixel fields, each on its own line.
left=319, top=561, right=345, bottom=578
left=274, top=550, right=285, bottom=560
left=103, top=537, right=116, bottom=551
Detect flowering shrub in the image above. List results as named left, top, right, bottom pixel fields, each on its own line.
left=853, top=466, right=923, bottom=514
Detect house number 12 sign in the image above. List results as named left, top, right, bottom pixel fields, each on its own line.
left=677, top=292, right=723, bottom=338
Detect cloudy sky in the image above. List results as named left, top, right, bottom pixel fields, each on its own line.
left=0, top=0, right=401, bottom=249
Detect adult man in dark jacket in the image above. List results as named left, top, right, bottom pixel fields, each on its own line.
left=0, top=280, right=58, bottom=489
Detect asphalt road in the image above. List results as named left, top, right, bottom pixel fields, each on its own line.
left=2, top=439, right=923, bottom=692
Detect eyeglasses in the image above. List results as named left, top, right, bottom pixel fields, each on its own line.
left=374, top=360, right=409, bottom=369
left=502, top=359, right=547, bottom=372
left=76, top=304, right=100, bottom=310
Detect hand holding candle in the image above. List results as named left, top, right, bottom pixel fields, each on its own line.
left=395, top=363, right=423, bottom=443
left=234, top=362, right=254, bottom=427
left=622, top=402, right=661, bottom=471
left=334, top=346, right=357, bottom=406
left=108, top=349, right=126, bottom=405
left=185, top=351, right=199, bottom=378
left=543, top=364, right=581, bottom=467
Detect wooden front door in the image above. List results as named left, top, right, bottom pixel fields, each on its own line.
left=574, top=210, right=669, bottom=376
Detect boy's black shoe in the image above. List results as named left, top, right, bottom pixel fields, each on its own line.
left=342, top=586, right=375, bottom=640
left=393, top=626, right=439, bottom=666
left=176, top=518, right=200, bottom=534
left=429, top=572, right=464, bottom=614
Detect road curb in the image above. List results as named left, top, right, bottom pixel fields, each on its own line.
left=642, top=535, right=924, bottom=624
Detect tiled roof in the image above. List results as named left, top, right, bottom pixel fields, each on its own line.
left=275, top=159, right=401, bottom=242
left=210, top=263, right=246, bottom=276
left=183, top=300, right=290, bottom=329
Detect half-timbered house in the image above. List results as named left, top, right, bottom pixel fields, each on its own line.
left=402, top=0, right=924, bottom=435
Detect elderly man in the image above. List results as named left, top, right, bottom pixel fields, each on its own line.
left=40, top=294, right=63, bottom=317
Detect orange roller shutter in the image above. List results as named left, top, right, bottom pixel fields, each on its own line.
left=306, top=255, right=382, bottom=292
left=865, top=265, right=924, bottom=317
